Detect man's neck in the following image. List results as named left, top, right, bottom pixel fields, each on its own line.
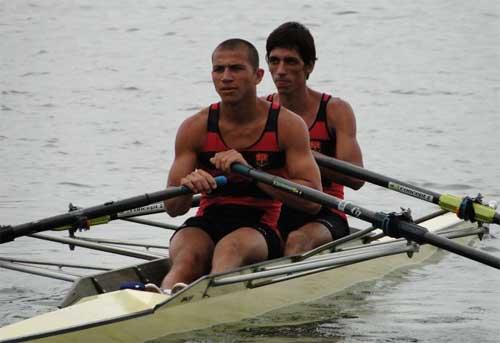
left=278, top=86, right=316, bottom=118
left=220, top=95, right=261, bottom=125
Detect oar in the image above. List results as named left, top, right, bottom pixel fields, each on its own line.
left=112, top=194, right=201, bottom=220
left=49, top=194, right=202, bottom=232
left=0, top=176, right=227, bottom=244
left=314, top=154, right=500, bottom=225
left=231, top=163, right=500, bottom=270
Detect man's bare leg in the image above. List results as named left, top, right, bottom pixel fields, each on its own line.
left=211, top=227, right=268, bottom=273
left=161, top=227, right=214, bottom=289
left=284, top=222, right=333, bottom=256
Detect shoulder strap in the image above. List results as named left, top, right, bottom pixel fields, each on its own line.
left=265, top=102, right=281, bottom=132
left=207, top=103, right=220, bottom=132
left=316, top=93, right=332, bottom=121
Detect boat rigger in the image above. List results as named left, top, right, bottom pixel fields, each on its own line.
left=0, top=159, right=498, bottom=342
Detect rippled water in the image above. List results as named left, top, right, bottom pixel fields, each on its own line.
left=1, top=1, right=500, bottom=342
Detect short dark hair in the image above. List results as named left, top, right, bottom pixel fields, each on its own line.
left=212, top=38, right=260, bottom=70
left=266, top=22, right=317, bottom=67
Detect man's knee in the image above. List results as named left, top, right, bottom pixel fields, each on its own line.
left=212, top=227, right=268, bottom=270
left=170, top=229, right=214, bottom=266
left=215, top=233, right=252, bottom=260
left=284, top=225, right=331, bottom=255
left=174, top=250, right=210, bottom=267
left=286, top=229, right=308, bottom=247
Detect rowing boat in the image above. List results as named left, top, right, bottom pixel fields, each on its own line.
left=0, top=210, right=488, bottom=343
left=0, top=161, right=498, bottom=343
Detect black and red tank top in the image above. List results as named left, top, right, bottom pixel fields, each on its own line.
left=196, top=102, right=286, bottom=231
left=267, top=93, right=346, bottom=219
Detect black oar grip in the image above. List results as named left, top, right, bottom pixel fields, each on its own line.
left=0, top=225, right=15, bottom=243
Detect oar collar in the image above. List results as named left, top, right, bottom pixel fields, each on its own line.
left=377, top=210, right=427, bottom=244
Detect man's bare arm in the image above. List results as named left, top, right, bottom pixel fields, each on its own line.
left=319, top=98, right=364, bottom=190
left=257, top=109, right=322, bottom=214
left=164, top=112, right=215, bottom=216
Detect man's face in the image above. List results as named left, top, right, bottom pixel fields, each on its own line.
left=267, top=47, right=313, bottom=94
left=211, top=48, right=263, bottom=104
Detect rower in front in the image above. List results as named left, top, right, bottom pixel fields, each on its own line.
left=265, top=22, right=365, bottom=256
left=152, top=38, right=322, bottom=295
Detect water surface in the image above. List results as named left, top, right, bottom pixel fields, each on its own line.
left=1, top=1, right=499, bottom=342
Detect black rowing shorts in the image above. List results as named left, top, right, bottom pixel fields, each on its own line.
left=173, top=204, right=283, bottom=259
left=278, top=205, right=349, bottom=242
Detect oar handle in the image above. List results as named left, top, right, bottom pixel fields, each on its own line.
left=231, top=163, right=500, bottom=270
left=0, top=176, right=227, bottom=244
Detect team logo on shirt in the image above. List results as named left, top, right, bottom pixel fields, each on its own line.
left=255, top=152, right=269, bottom=168
left=310, top=140, right=321, bottom=152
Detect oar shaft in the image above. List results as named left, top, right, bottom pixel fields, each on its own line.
left=314, top=154, right=499, bottom=225
left=3, top=189, right=187, bottom=242
left=0, top=177, right=226, bottom=243
left=231, top=163, right=500, bottom=270
left=113, top=194, right=201, bottom=220
left=414, top=224, right=500, bottom=269
left=315, top=154, right=441, bottom=203
left=232, top=163, right=378, bottom=222
left=376, top=214, right=500, bottom=269
left=49, top=195, right=201, bottom=232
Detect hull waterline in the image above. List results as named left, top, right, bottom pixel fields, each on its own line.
left=0, top=212, right=483, bottom=343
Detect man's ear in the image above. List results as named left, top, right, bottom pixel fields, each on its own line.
left=305, top=62, right=315, bottom=78
left=255, top=68, right=264, bottom=84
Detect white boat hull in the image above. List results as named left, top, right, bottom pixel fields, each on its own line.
left=0, top=212, right=481, bottom=343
